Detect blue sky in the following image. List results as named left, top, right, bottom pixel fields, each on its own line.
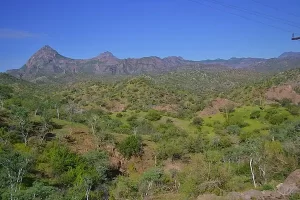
left=1, top=0, right=300, bottom=71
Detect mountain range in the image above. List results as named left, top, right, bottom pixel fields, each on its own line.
left=6, top=45, right=300, bottom=79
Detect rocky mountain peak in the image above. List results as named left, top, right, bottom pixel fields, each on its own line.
left=25, top=45, right=59, bottom=69
left=36, top=45, right=58, bottom=55
left=95, top=51, right=119, bottom=65
left=164, top=56, right=184, bottom=60
left=97, top=51, right=117, bottom=59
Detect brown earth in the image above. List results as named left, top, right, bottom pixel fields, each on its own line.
left=64, top=129, right=156, bottom=174
left=104, top=100, right=127, bottom=112
left=265, top=84, right=300, bottom=104
left=63, top=128, right=98, bottom=154
left=199, top=98, right=238, bottom=117
left=153, top=104, right=178, bottom=113
left=163, top=159, right=185, bottom=172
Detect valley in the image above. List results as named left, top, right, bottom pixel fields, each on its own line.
left=2, top=52, right=300, bottom=199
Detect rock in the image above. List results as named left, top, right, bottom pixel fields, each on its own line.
left=197, top=194, right=224, bottom=200
left=261, top=190, right=286, bottom=199
left=226, top=192, right=244, bottom=200
left=241, top=189, right=264, bottom=200
left=277, top=169, right=300, bottom=196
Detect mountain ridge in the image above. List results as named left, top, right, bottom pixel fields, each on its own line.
left=6, top=45, right=300, bottom=80
left=6, top=45, right=223, bottom=79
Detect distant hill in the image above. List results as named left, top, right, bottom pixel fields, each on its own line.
left=6, top=45, right=226, bottom=80
left=278, top=52, right=300, bottom=59
left=201, top=52, right=300, bottom=71
left=201, top=57, right=266, bottom=68
left=6, top=46, right=300, bottom=80
left=0, top=73, right=30, bottom=85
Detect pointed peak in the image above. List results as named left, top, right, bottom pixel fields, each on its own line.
left=98, top=51, right=115, bottom=58
left=164, top=56, right=184, bottom=61
left=41, top=45, right=55, bottom=50
left=95, top=51, right=119, bottom=61
left=37, top=45, right=58, bottom=54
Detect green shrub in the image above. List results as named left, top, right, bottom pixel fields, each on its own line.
left=136, top=120, right=156, bottom=135
left=250, top=110, right=260, bottom=119
left=110, top=176, right=139, bottom=199
left=294, top=86, right=300, bottom=94
left=166, top=118, right=173, bottom=124
left=145, top=110, right=162, bottom=121
left=261, top=184, right=274, bottom=191
left=265, top=109, right=278, bottom=120
left=157, top=139, right=185, bottom=160
left=116, top=113, right=123, bottom=118
left=192, top=117, right=204, bottom=126
left=268, top=113, right=288, bottom=125
left=118, top=135, right=143, bottom=159
left=127, top=115, right=138, bottom=127
left=226, top=117, right=249, bottom=128
left=226, top=125, right=241, bottom=135
left=287, top=105, right=300, bottom=115
left=290, top=193, right=300, bottom=200
left=279, top=98, right=292, bottom=107
left=0, top=85, right=13, bottom=99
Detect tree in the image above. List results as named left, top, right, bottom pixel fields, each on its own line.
left=13, top=182, right=57, bottom=200
left=39, top=102, right=53, bottom=142
left=219, top=104, right=235, bottom=122
left=88, top=114, right=99, bottom=136
left=11, top=107, right=31, bottom=145
left=0, top=148, right=31, bottom=200
left=139, top=168, right=164, bottom=197
left=65, top=101, right=78, bottom=122
left=0, top=85, right=13, bottom=109
left=83, top=150, right=109, bottom=182
left=118, top=135, right=143, bottom=159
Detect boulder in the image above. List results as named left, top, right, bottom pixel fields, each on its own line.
left=277, top=169, right=300, bottom=196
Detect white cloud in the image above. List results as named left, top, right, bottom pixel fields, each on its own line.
left=0, top=29, right=45, bottom=39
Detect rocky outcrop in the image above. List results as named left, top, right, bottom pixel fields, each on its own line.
left=197, top=169, right=300, bottom=200
left=265, top=85, right=300, bottom=104
left=277, top=169, right=300, bottom=196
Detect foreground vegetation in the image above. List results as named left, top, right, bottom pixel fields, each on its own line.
left=0, top=68, right=300, bottom=199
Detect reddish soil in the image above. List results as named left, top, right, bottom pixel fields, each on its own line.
left=153, top=104, right=178, bottom=113
left=105, top=100, right=126, bottom=112
left=64, top=130, right=156, bottom=174
left=163, top=159, right=185, bottom=172
left=199, top=98, right=238, bottom=117
left=265, top=84, right=300, bottom=104
left=64, top=130, right=98, bottom=154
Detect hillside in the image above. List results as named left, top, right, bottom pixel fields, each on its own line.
left=3, top=48, right=300, bottom=199
left=2, top=67, right=300, bottom=199
left=0, top=73, right=31, bottom=85
left=226, top=68, right=300, bottom=106
left=153, top=69, right=266, bottom=95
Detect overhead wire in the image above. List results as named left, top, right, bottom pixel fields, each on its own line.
left=200, top=0, right=300, bottom=29
left=249, top=0, right=300, bottom=19
left=187, top=0, right=294, bottom=34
